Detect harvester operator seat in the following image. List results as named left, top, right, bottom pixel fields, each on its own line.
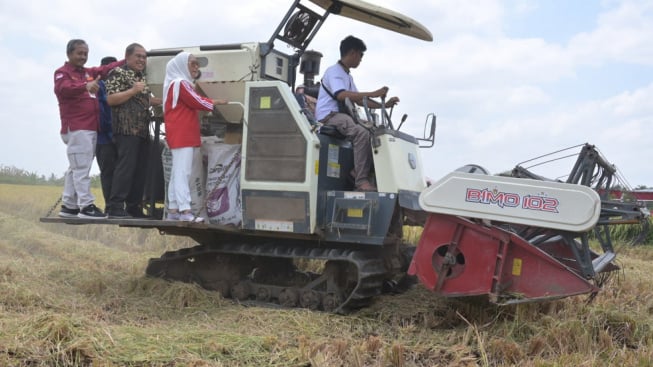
left=318, top=124, right=347, bottom=140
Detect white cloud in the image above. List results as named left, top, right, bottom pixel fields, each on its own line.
left=506, top=85, right=551, bottom=105
left=569, top=0, right=653, bottom=65
left=422, top=80, right=653, bottom=185
left=0, top=0, right=651, bottom=187
left=604, top=82, right=653, bottom=116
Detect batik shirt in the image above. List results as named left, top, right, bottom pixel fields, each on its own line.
left=105, top=66, right=152, bottom=138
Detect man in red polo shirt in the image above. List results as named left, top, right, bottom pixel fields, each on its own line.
left=54, top=39, right=123, bottom=219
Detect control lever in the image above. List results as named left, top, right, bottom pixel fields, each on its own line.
left=397, top=114, right=408, bottom=131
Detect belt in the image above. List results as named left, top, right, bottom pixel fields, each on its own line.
left=319, top=111, right=338, bottom=124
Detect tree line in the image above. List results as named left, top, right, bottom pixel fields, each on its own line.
left=0, top=165, right=100, bottom=187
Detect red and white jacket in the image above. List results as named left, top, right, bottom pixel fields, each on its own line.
left=164, top=80, right=213, bottom=149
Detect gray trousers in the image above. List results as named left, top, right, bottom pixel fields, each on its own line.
left=61, top=129, right=97, bottom=209
left=324, top=113, right=373, bottom=187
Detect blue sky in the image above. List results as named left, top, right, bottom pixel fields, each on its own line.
left=0, top=0, right=651, bottom=187
left=505, top=1, right=652, bottom=105
left=505, top=1, right=601, bottom=42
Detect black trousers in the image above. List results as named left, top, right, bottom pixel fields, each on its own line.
left=95, top=142, right=117, bottom=210
left=109, top=134, right=148, bottom=211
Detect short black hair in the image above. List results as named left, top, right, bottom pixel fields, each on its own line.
left=125, top=43, right=145, bottom=56
left=66, top=39, right=87, bottom=55
left=339, top=35, right=366, bottom=58
left=101, top=56, right=117, bottom=65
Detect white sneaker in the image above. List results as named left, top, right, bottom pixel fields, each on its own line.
left=180, top=212, right=204, bottom=223
left=166, top=212, right=180, bottom=221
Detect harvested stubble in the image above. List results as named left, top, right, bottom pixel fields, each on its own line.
left=1, top=183, right=652, bottom=366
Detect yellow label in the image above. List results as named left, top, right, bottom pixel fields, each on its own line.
left=315, top=160, right=319, bottom=175
left=512, top=258, right=522, bottom=276
left=260, top=96, right=271, bottom=109
left=347, top=208, right=363, bottom=218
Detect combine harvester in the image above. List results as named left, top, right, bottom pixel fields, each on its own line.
left=42, top=0, right=648, bottom=312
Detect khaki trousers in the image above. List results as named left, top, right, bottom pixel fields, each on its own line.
left=323, top=113, right=373, bottom=187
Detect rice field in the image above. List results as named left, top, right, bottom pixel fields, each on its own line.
left=0, top=183, right=651, bottom=366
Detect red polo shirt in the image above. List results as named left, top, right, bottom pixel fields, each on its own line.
left=54, top=60, right=123, bottom=134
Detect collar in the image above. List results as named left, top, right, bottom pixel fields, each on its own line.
left=120, top=64, right=144, bottom=78
left=64, top=61, right=85, bottom=72
left=338, top=60, right=350, bottom=74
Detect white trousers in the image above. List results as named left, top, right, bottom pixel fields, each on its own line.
left=61, top=129, right=97, bottom=209
left=168, top=147, right=195, bottom=212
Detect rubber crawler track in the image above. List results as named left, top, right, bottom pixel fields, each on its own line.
left=146, top=241, right=390, bottom=313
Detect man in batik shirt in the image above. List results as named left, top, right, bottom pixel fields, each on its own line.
left=105, top=43, right=162, bottom=218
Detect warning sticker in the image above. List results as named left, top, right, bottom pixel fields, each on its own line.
left=344, top=192, right=365, bottom=199
left=327, top=162, right=340, bottom=178
left=328, top=144, right=339, bottom=162
left=512, top=258, right=523, bottom=276
left=347, top=208, right=363, bottom=218
left=260, top=96, right=271, bottom=109
left=255, top=219, right=293, bottom=232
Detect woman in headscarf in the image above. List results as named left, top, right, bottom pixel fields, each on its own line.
left=163, top=51, right=227, bottom=221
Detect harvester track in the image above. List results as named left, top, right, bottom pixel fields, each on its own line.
left=146, top=241, right=390, bottom=313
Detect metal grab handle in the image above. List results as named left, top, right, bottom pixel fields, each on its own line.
left=216, top=101, right=248, bottom=126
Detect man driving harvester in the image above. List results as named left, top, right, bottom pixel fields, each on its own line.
left=315, top=35, right=400, bottom=192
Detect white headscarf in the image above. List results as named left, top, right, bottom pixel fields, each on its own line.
left=162, top=51, right=193, bottom=111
